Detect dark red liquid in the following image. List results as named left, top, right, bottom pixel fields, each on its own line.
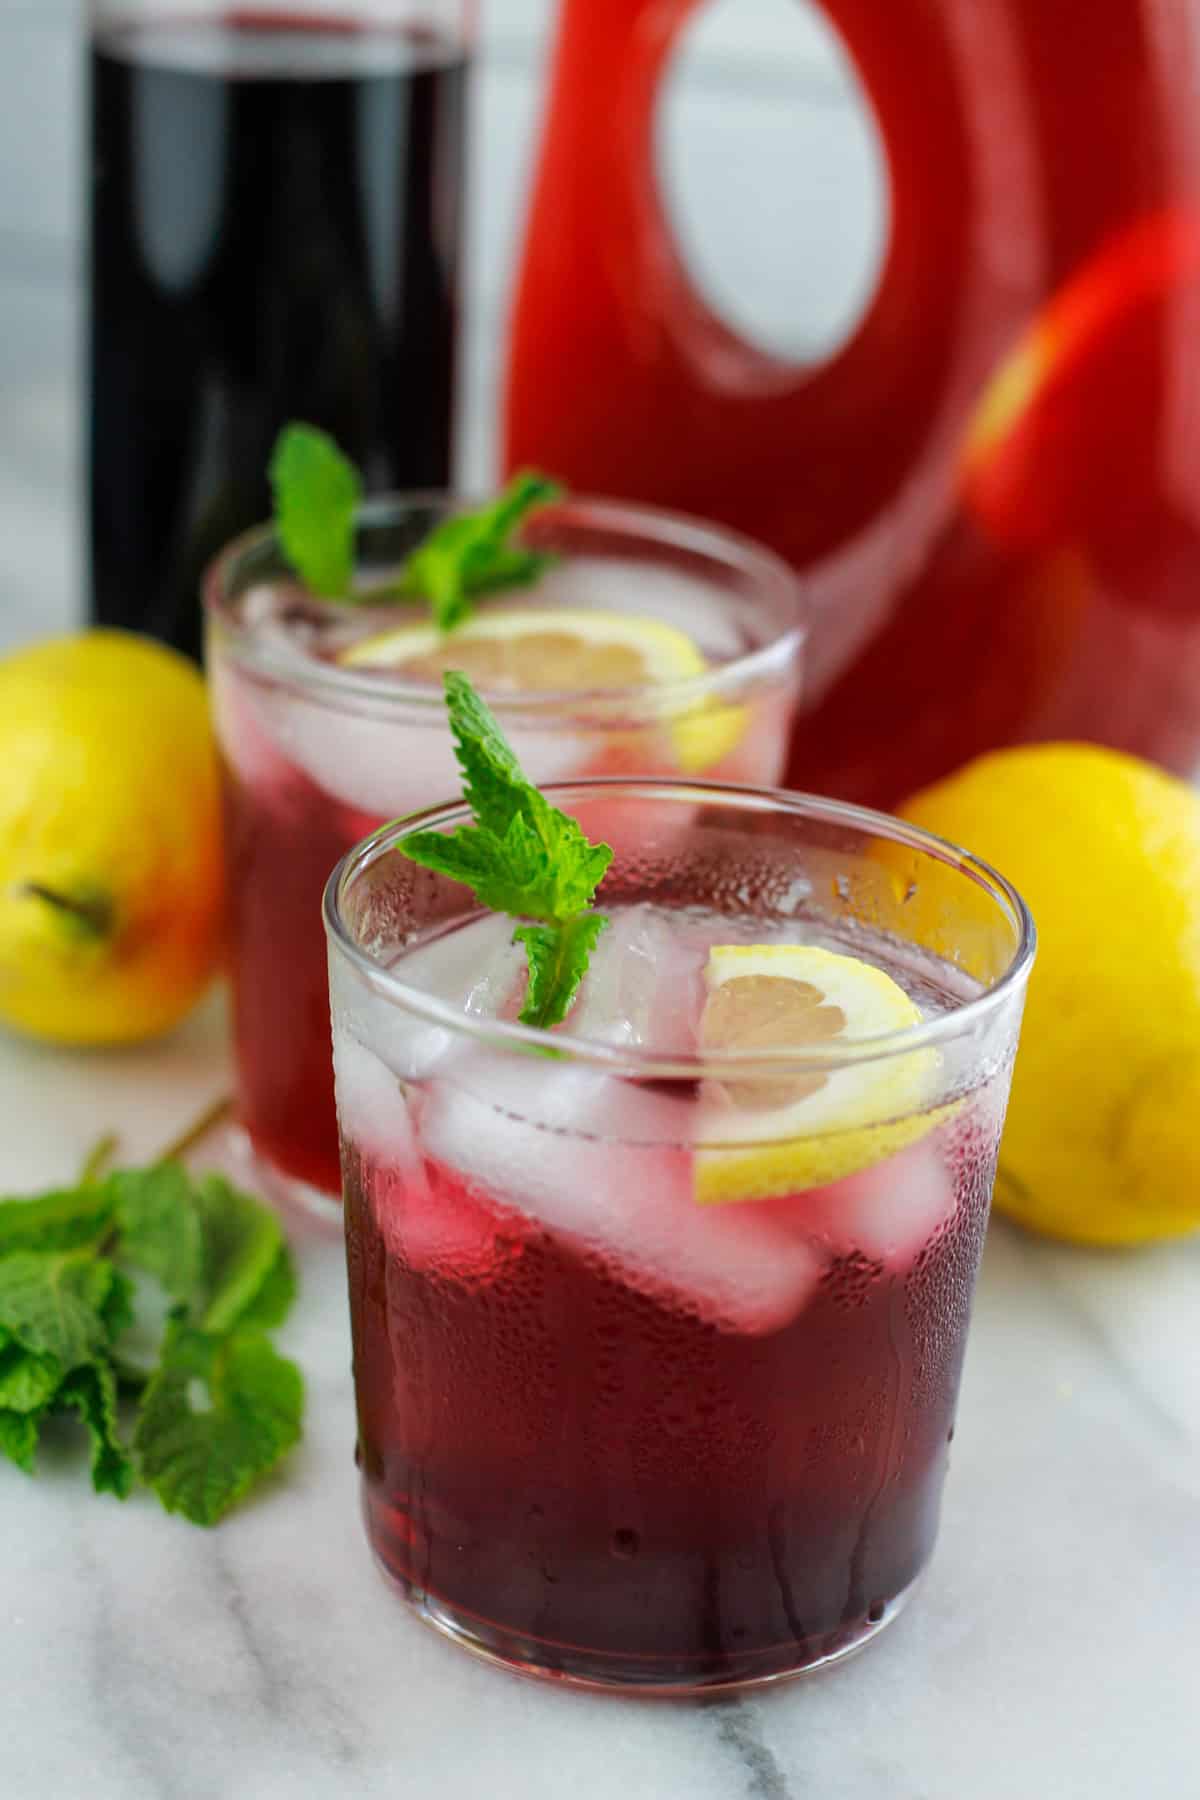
left=345, top=1130, right=994, bottom=1687
left=216, top=692, right=379, bottom=1196
left=89, top=14, right=466, bottom=661
left=506, top=0, right=1200, bottom=807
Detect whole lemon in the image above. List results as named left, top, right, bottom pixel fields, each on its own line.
left=902, top=743, right=1200, bottom=1246
left=0, top=630, right=224, bottom=1045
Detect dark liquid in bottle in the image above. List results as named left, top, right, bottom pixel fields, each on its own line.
left=89, top=14, right=467, bottom=658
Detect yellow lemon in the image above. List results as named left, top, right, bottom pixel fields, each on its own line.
left=0, top=630, right=224, bottom=1045
left=695, top=944, right=941, bottom=1204
left=902, top=743, right=1200, bottom=1245
left=340, top=606, right=746, bottom=773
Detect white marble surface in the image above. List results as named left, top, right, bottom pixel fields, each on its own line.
left=0, top=987, right=1196, bottom=1799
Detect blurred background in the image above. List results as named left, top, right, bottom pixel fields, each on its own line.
left=0, top=0, right=880, bottom=648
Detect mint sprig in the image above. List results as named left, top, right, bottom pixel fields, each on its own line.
left=400, top=470, right=563, bottom=633
left=399, top=672, right=613, bottom=1030
left=269, top=423, right=362, bottom=600
left=268, top=422, right=561, bottom=629
left=0, top=1163, right=303, bottom=1525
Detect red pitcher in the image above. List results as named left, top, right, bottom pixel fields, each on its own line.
left=505, top=0, right=1200, bottom=807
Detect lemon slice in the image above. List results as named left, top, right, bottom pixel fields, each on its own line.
left=340, top=607, right=746, bottom=773
left=695, top=944, right=942, bottom=1204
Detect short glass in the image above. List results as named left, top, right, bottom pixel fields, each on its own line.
left=324, top=780, right=1034, bottom=1693
left=206, top=497, right=804, bottom=1205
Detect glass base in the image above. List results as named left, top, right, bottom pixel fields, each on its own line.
left=215, top=1124, right=343, bottom=1230
left=375, top=1556, right=922, bottom=1696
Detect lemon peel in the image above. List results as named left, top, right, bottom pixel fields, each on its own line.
left=340, top=607, right=746, bottom=774
left=695, top=944, right=942, bottom=1205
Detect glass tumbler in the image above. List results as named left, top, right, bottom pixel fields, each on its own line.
left=207, top=494, right=805, bottom=1203
left=325, top=778, right=1034, bottom=1690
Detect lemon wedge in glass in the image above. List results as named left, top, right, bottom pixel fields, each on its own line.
left=339, top=607, right=746, bottom=773
left=695, top=944, right=941, bottom=1204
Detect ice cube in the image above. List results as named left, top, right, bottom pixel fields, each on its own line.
left=330, top=914, right=522, bottom=1088
left=382, top=1158, right=531, bottom=1285
left=334, top=1032, right=526, bottom=1283
left=261, top=687, right=595, bottom=819
left=788, top=1136, right=957, bottom=1269
left=396, top=912, right=525, bottom=1019
left=417, top=1051, right=824, bottom=1335
left=530, top=558, right=744, bottom=659
left=331, top=1030, right=416, bottom=1164
left=570, top=904, right=703, bottom=1053
left=264, top=695, right=460, bottom=817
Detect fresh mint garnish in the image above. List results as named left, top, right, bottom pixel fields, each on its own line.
left=401, top=470, right=563, bottom=633
left=0, top=1159, right=303, bottom=1525
left=268, top=422, right=561, bottom=628
left=399, top=672, right=612, bottom=1030
left=269, top=423, right=362, bottom=600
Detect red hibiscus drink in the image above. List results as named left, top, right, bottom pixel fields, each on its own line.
left=325, top=782, right=1033, bottom=1690
left=205, top=497, right=804, bottom=1205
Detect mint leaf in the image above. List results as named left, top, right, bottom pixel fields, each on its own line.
left=108, top=1164, right=205, bottom=1305
left=270, top=423, right=361, bottom=600
left=58, top=1362, right=134, bottom=1499
left=0, top=1338, right=61, bottom=1412
left=232, top=1244, right=297, bottom=1334
left=444, top=673, right=611, bottom=911
left=0, top=1252, right=117, bottom=1368
left=443, top=667, right=531, bottom=834
left=108, top=1164, right=290, bottom=1338
left=400, top=674, right=613, bottom=1027
left=101, top=1270, right=136, bottom=1345
left=515, top=914, right=611, bottom=1030
left=0, top=1187, right=114, bottom=1256
left=0, top=1161, right=303, bottom=1523
left=0, top=1409, right=40, bottom=1475
left=135, top=1324, right=304, bottom=1527
left=403, top=471, right=562, bottom=632
left=404, top=808, right=610, bottom=926
left=192, top=1176, right=287, bottom=1335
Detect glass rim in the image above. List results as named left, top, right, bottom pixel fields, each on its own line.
left=203, top=490, right=808, bottom=721
left=323, top=778, right=1037, bottom=1081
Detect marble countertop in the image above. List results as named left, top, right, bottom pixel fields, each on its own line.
left=0, top=988, right=1196, bottom=1799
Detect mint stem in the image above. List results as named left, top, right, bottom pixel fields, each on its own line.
left=79, top=1134, right=120, bottom=1187
left=80, top=1091, right=231, bottom=1201
left=157, top=1096, right=234, bottom=1166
